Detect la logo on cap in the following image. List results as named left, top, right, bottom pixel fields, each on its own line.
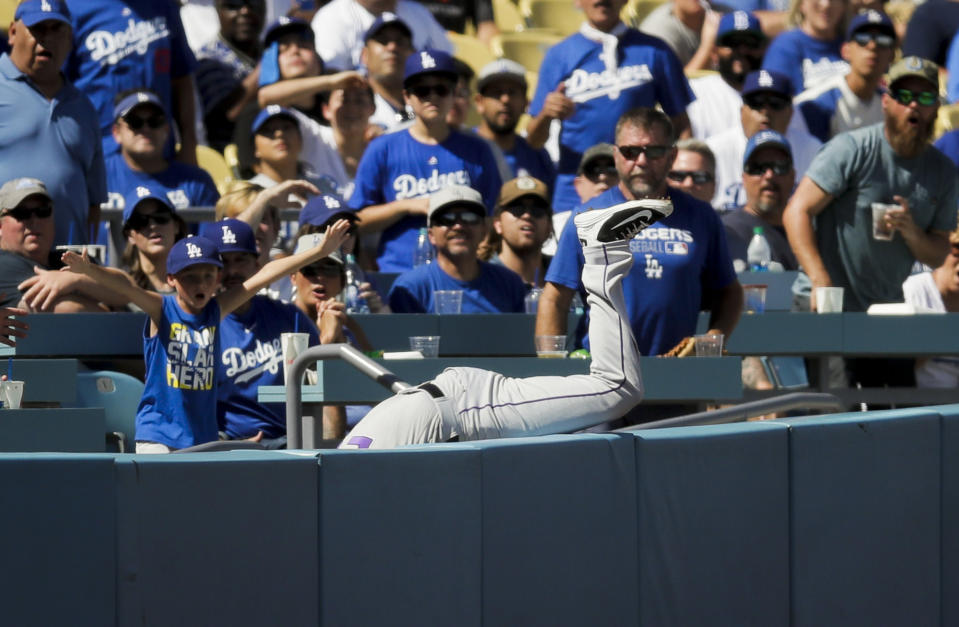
left=866, top=9, right=881, bottom=22
left=186, top=242, right=203, bottom=259
left=267, top=104, right=281, bottom=115
left=758, top=70, right=773, bottom=87
left=137, top=93, right=149, bottom=103
left=733, top=11, right=749, bottom=29
left=220, top=225, right=237, bottom=244
left=420, top=51, right=436, bottom=69
left=41, top=0, right=52, bottom=12
left=323, top=195, right=341, bottom=209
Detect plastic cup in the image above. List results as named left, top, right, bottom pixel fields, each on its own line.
left=871, top=203, right=896, bottom=241
left=743, top=284, right=767, bottom=314
left=409, top=335, right=440, bottom=358
left=694, top=334, right=723, bottom=357
left=434, top=290, right=463, bottom=314
left=535, top=335, right=567, bottom=358
left=2, top=380, right=23, bottom=409
left=280, top=332, right=310, bottom=384
left=814, top=287, right=844, bottom=313
left=524, top=287, right=543, bottom=314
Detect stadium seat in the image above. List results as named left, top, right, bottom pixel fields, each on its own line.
left=448, top=31, right=498, bottom=76
left=492, top=0, right=528, bottom=33
left=196, top=144, right=235, bottom=195
left=75, top=371, right=143, bottom=453
left=526, top=0, right=583, bottom=36
left=0, top=0, right=16, bottom=31
left=492, top=32, right=563, bottom=72
left=222, top=143, right=241, bottom=179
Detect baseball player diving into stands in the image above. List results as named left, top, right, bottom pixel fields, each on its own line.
left=339, top=198, right=673, bottom=449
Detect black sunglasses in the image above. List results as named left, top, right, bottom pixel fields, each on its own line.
left=667, top=170, right=714, bottom=184
left=743, top=160, right=792, bottom=176
left=851, top=31, right=895, bottom=49
left=408, top=83, right=452, bottom=99
left=431, top=210, right=483, bottom=228
left=583, top=162, right=618, bottom=182
left=2, top=203, right=53, bottom=221
left=123, top=114, right=166, bottom=130
left=744, top=95, right=790, bottom=111
left=502, top=204, right=550, bottom=219
left=890, top=88, right=938, bottom=107
left=301, top=261, right=342, bottom=279
left=616, top=145, right=671, bottom=161
left=126, top=211, right=174, bottom=231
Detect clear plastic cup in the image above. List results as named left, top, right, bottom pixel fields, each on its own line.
left=409, top=335, right=440, bottom=358
left=434, top=290, right=463, bottom=314
left=694, top=334, right=724, bottom=356
left=535, top=335, right=567, bottom=358
left=871, top=203, right=896, bottom=241
left=2, top=380, right=24, bottom=409
left=814, top=287, right=844, bottom=313
left=280, top=332, right=310, bottom=384
left=743, top=284, right=767, bottom=314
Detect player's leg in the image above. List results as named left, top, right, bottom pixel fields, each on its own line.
left=338, top=386, right=452, bottom=449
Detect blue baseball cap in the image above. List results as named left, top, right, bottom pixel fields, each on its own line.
left=122, top=185, right=175, bottom=227
left=364, top=12, right=412, bottom=43
left=403, top=49, right=458, bottom=87
left=167, top=236, right=222, bottom=276
left=198, top=219, right=258, bottom=256
left=743, top=129, right=792, bottom=165
left=251, top=105, right=299, bottom=134
left=300, top=193, right=357, bottom=227
left=717, top=11, right=764, bottom=46
left=846, top=9, right=895, bottom=40
left=15, top=0, right=71, bottom=27
left=741, top=69, right=792, bottom=98
left=113, top=90, right=165, bottom=121
left=262, top=16, right=314, bottom=47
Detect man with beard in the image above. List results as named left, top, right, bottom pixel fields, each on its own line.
left=784, top=56, right=957, bottom=387
left=474, top=59, right=556, bottom=193
left=721, top=130, right=798, bottom=269
left=794, top=9, right=896, bottom=143
left=485, top=176, right=554, bottom=287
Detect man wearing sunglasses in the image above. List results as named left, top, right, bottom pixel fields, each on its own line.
left=388, top=186, right=525, bottom=313
left=795, top=10, right=896, bottom=144
left=707, top=69, right=821, bottom=211
left=351, top=49, right=502, bottom=273
left=666, top=139, right=716, bottom=204
left=784, top=56, right=957, bottom=387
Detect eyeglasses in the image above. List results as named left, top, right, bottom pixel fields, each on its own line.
left=300, top=262, right=342, bottom=279
left=851, top=31, right=895, bottom=49
left=2, top=203, right=53, bottom=221
left=123, top=114, right=166, bottom=130
left=407, top=83, right=452, bottom=99
left=431, top=210, right=483, bottom=228
left=502, top=204, right=550, bottom=219
left=890, top=88, right=938, bottom=107
left=126, top=211, right=173, bottom=231
left=616, top=145, right=671, bottom=161
left=744, top=95, right=790, bottom=111
left=743, top=160, right=792, bottom=176
left=667, top=170, right=714, bottom=184
left=583, top=162, right=618, bottom=182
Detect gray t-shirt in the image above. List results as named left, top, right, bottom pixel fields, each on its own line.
left=805, top=123, right=958, bottom=311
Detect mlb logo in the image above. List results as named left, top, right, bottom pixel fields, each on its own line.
left=665, top=241, right=689, bottom=255
left=186, top=242, right=203, bottom=258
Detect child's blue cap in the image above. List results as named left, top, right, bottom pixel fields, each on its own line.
left=122, top=185, right=175, bottom=227
left=167, top=236, right=223, bottom=276
left=743, top=129, right=792, bottom=165
left=114, top=90, right=165, bottom=121
left=403, top=49, right=458, bottom=87
left=300, top=192, right=357, bottom=227
left=198, top=219, right=258, bottom=255
left=15, top=0, right=71, bottom=28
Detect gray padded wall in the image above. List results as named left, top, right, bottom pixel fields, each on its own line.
left=941, top=407, right=959, bottom=627
left=633, top=422, right=790, bottom=626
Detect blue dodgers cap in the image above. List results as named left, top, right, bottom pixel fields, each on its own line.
left=717, top=11, right=764, bottom=45
left=262, top=16, right=314, bottom=47
left=846, top=9, right=895, bottom=40
left=251, top=105, right=299, bottom=134
left=300, top=192, right=357, bottom=227
left=113, top=90, right=165, bottom=120
left=15, top=0, right=71, bottom=27
left=364, top=12, right=412, bottom=43
left=122, top=185, right=175, bottom=227
left=167, top=236, right=222, bottom=275
left=403, top=49, right=458, bottom=87
left=741, top=69, right=792, bottom=98
left=743, top=129, right=792, bottom=165
left=198, top=219, right=258, bottom=255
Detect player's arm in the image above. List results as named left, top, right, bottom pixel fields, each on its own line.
left=535, top=281, right=574, bottom=336
left=355, top=197, right=430, bottom=233
left=60, top=251, right=163, bottom=323
left=783, top=176, right=835, bottom=289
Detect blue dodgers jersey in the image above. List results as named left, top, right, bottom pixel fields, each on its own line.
left=545, top=187, right=737, bottom=356
left=529, top=30, right=694, bottom=210
left=388, top=261, right=527, bottom=313
left=105, top=154, right=220, bottom=209
left=502, top=135, right=557, bottom=194
left=64, top=0, right=197, bottom=137
left=217, top=296, right=319, bottom=439
left=349, top=128, right=503, bottom=272
left=137, top=295, right=221, bottom=449
left=761, top=30, right=846, bottom=95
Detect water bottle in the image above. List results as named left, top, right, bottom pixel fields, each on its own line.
left=747, top=226, right=772, bottom=272
left=343, top=253, right=370, bottom=314
left=413, top=227, right=434, bottom=267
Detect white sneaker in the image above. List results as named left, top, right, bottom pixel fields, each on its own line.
left=574, top=198, right=673, bottom=247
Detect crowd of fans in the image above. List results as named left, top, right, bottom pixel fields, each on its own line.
left=3, top=0, right=959, bottom=450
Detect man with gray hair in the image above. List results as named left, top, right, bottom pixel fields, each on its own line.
left=667, top=138, right=716, bottom=204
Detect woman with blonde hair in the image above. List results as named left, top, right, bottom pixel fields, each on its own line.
left=762, top=0, right=850, bottom=95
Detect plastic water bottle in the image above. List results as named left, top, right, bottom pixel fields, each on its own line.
left=747, top=226, right=772, bottom=272
left=343, top=253, right=370, bottom=314
left=413, top=227, right=433, bottom=267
